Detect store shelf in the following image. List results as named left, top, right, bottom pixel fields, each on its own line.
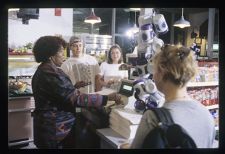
left=187, top=81, right=218, bottom=87
left=9, top=139, right=34, bottom=147
left=9, top=57, right=35, bottom=62
left=9, top=52, right=33, bottom=56
left=8, top=107, right=35, bottom=113
left=205, top=104, right=219, bottom=110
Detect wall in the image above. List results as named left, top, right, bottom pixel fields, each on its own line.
left=8, top=8, right=73, bottom=48
left=8, top=8, right=73, bottom=76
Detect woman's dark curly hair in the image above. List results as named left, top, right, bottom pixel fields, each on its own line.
left=32, top=36, right=67, bottom=63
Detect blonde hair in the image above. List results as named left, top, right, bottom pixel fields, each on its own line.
left=153, top=44, right=197, bottom=87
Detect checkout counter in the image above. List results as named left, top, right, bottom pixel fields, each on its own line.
left=78, top=79, right=138, bottom=149
left=96, top=128, right=130, bottom=149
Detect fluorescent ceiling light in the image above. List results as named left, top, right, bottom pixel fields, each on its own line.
left=8, top=8, right=19, bottom=12
left=130, top=8, right=141, bottom=11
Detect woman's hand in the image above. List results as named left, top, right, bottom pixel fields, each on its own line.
left=119, top=63, right=133, bottom=70
left=107, top=93, right=123, bottom=105
left=74, top=81, right=91, bottom=89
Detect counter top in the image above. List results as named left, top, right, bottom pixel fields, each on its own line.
left=9, top=95, right=33, bottom=100
left=96, top=128, right=131, bottom=149
left=9, top=93, right=33, bottom=98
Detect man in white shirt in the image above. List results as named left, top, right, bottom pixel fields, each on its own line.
left=61, top=36, right=101, bottom=93
left=61, top=36, right=105, bottom=148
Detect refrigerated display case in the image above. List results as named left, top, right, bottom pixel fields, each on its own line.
left=8, top=54, right=38, bottom=148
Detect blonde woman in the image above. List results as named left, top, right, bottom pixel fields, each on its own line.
left=121, top=44, right=216, bottom=148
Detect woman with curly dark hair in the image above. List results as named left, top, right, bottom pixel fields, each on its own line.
left=31, top=36, right=122, bottom=149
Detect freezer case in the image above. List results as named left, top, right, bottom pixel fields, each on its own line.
left=8, top=97, right=35, bottom=147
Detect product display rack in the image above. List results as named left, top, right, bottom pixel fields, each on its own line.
left=8, top=53, right=37, bottom=148
left=187, top=81, right=219, bottom=110
left=187, top=79, right=219, bottom=142
left=8, top=96, right=35, bottom=148
left=187, top=81, right=218, bottom=87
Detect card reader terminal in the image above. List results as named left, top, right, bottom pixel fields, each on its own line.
left=118, top=79, right=136, bottom=109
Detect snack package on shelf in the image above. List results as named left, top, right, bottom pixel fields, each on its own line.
left=187, top=87, right=219, bottom=106
left=190, top=66, right=218, bottom=82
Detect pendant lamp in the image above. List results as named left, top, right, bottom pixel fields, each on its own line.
left=84, top=8, right=101, bottom=24
left=126, top=10, right=139, bottom=37
left=130, top=11, right=139, bottom=33
left=173, top=8, right=191, bottom=28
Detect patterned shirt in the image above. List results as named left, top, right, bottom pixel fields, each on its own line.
left=32, top=61, right=107, bottom=148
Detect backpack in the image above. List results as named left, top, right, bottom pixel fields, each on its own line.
left=141, top=107, right=197, bottom=148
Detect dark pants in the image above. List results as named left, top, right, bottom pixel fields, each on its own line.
left=59, top=120, right=76, bottom=149
left=75, top=113, right=101, bottom=149
left=60, top=113, right=101, bottom=149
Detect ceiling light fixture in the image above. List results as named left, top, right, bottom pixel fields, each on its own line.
left=130, top=8, right=141, bottom=11
left=131, top=11, right=139, bottom=33
left=84, top=8, right=101, bottom=24
left=173, top=8, right=191, bottom=28
left=8, top=8, right=19, bottom=12
left=126, top=10, right=139, bottom=36
left=126, top=10, right=140, bottom=38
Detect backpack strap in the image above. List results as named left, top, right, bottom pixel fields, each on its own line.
left=143, top=107, right=197, bottom=148
left=146, top=107, right=174, bottom=126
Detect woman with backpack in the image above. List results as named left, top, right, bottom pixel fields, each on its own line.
left=121, top=44, right=216, bottom=148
